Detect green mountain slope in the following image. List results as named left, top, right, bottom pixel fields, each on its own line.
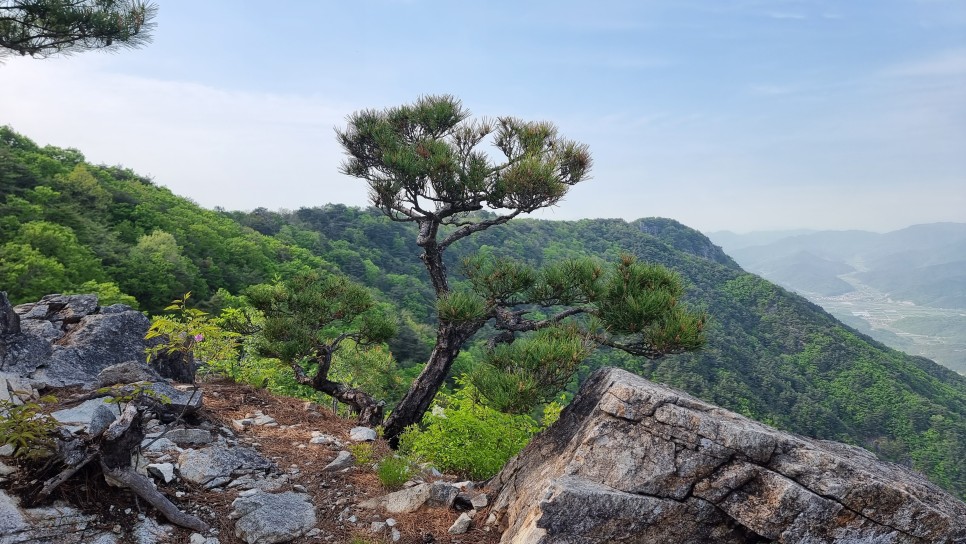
left=249, top=205, right=966, bottom=497
left=1, top=127, right=964, bottom=498
left=0, top=126, right=324, bottom=312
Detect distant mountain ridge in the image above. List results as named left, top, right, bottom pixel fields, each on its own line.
left=708, top=224, right=966, bottom=373
left=709, top=223, right=966, bottom=306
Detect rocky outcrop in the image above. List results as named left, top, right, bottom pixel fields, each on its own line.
left=491, top=367, right=966, bottom=544
left=1, top=294, right=150, bottom=388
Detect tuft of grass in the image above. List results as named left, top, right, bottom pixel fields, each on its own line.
left=376, top=455, right=412, bottom=490
left=348, top=442, right=375, bottom=465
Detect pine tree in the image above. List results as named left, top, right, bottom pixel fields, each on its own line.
left=0, top=0, right=156, bottom=59
left=337, top=95, right=705, bottom=443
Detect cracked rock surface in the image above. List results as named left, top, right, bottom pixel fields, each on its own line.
left=491, top=367, right=966, bottom=544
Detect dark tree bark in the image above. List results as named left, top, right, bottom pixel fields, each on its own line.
left=383, top=322, right=479, bottom=445
left=289, top=349, right=385, bottom=427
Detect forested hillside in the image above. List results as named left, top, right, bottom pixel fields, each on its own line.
left=0, top=126, right=325, bottom=312
left=2, top=127, right=964, bottom=498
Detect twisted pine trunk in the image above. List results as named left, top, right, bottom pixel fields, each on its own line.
left=383, top=321, right=478, bottom=446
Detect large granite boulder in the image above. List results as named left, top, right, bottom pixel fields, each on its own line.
left=230, top=490, right=317, bottom=544
left=491, top=367, right=966, bottom=544
left=0, top=294, right=151, bottom=388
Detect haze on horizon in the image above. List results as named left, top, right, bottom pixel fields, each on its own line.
left=1, top=0, right=964, bottom=234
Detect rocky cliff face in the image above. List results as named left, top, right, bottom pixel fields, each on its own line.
left=0, top=293, right=150, bottom=390
left=491, top=367, right=966, bottom=543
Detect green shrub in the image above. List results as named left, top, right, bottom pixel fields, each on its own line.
left=398, top=378, right=538, bottom=480
left=0, top=395, right=59, bottom=459
left=348, top=442, right=376, bottom=465
left=145, top=293, right=240, bottom=376
left=376, top=455, right=412, bottom=490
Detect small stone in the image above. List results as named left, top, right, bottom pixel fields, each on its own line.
left=349, top=426, right=377, bottom=441
left=232, top=419, right=253, bottom=431
left=386, top=518, right=397, bottom=527
left=293, top=484, right=307, bottom=493
left=370, top=521, right=387, bottom=533
left=147, top=462, right=176, bottom=483
left=448, top=512, right=472, bottom=534
left=323, top=451, right=354, bottom=472
left=470, top=493, right=489, bottom=509
left=309, top=433, right=344, bottom=448
left=392, top=527, right=401, bottom=541
left=252, top=413, right=278, bottom=426
left=427, top=482, right=459, bottom=508
left=165, top=428, right=213, bottom=446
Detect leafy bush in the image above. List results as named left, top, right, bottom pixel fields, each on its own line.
left=376, top=455, right=412, bottom=490
left=0, top=395, right=59, bottom=459
left=398, top=379, right=539, bottom=480
left=145, top=293, right=240, bottom=374
left=348, top=442, right=376, bottom=465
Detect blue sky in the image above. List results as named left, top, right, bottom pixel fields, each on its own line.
left=1, top=0, right=964, bottom=232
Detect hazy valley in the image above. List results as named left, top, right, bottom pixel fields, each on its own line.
left=709, top=224, right=966, bottom=374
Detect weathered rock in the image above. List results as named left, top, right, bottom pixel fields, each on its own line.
left=147, top=463, right=176, bottom=483
left=141, top=437, right=181, bottom=453
left=51, top=398, right=116, bottom=434
left=144, top=382, right=203, bottom=417
left=88, top=403, right=120, bottom=437
left=0, top=292, right=20, bottom=336
left=448, top=512, right=472, bottom=535
left=97, top=361, right=162, bottom=387
left=308, top=432, right=344, bottom=449
left=177, top=445, right=273, bottom=488
left=492, top=367, right=966, bottom=544
left=323, top=450, right=354, bottom=472
left=470, top=492, right=488, bottom=509
left=2, top=295, right=150, bottom=388
left=0, top=372, right=40, bottom=406
left=231, top=490, right=316, bottom=544
left=164, top=428, right=213, bottom=447
left=349, top=426, right=377, bottom=442
left=148, top=345, right=197, bottom=384
left=132, top=516, right=173, bottom=544
left=427, top=481, right=460, bottom=508
left=0, top=489, right=116, bottom=543
left=189, top=532, right=219, bottom=544
left=13, top=294, right=99, bottom=326
left=361, top=483, right=432, bottom=514
left=0, top=330, right=51, bottom=377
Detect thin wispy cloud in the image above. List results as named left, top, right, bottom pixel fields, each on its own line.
left=884, top=48, right=966, bottom=77
left=767, top=12, right=807, bottom=20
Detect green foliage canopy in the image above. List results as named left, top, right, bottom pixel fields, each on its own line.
left=246, top=270, right=397, bottom=424
left=0, top=0, right=156, bottom=59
